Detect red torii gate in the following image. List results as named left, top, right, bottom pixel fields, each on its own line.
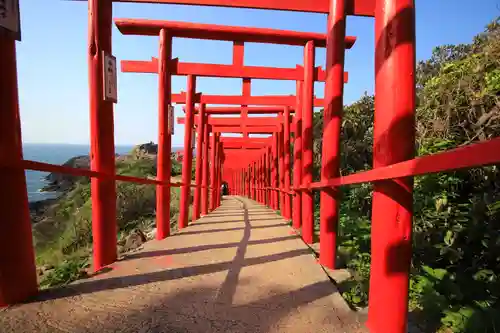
left=117, top=18, right=348, bottom=235
left=192, top=106, right=293, bottom=114
left=3, top=1, right=500, bottom=333
left=178, top=106, right=287, bottom=213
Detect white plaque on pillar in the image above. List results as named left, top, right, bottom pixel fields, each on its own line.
left=0, top=0, right=21, bottom=40
left=103, top=52, right=117, bottom=103
left=168, top=104, right=174, bottom=135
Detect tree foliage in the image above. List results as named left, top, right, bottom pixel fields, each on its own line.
left=311, top=17, right=500, bottom=332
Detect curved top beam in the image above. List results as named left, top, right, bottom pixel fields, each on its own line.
left=115, top=19, right=357, bottom=48
left=77, top=0, right=374, bottom=16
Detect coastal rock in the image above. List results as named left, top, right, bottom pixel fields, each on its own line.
left=146, top=228, right=157, bottom=240
left=37, top=264, right=55, bottom=277
left=43, top=155, right=91, bottom=192
left=131, top=142, right=158, bottom=159
left=29, top=198, right=58, bottom=223
left=122, top=228, right=147, bottom=252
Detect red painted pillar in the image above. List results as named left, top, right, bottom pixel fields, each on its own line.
left=88, top=0, right=117, bottom=270
left=156, top=29, right=173, bottom=240
left=262, top=152, right=266, bottom=204
left=301, top=41, right=315, bottom=244
left=270, top=138, right=275, bottom=209
left=0, top=33, right=38, bottom=306
left=267, top=146, right=272, bottom=207
left=179, top=75, right=196, bottom=229
left=201, top=120, right=210, bottom=215
left=253, top=158, right=259, bottom=202
left=193, top=103, right=206, bottom=222
left=272, top=133, right=279, bottom=210
left=248, top=164, right=252, bottom=199
left=253, top=161, right=257, bottom=200
left=257, top=158, right=261, bottom=202
left=278, top=126, right=285, bottom=215
left=249, top=161, right=253, bottom=200
left=210, top=133, right=217, bottom=211
left=293, top=81, right=303, bottom=229
left=319, top=0, right=346, bottom=269
left=215, top=141, right=220, bottom=207
left=283, top=107, right=292, bottom=221
left=262, top=150, right=266, bottom=204
left=258, top=157, right=261, bottom=202
left=241, top=169, right=244, bottom=196
left=218, top=143, right=223, bottom=206
left=235, top=169, right=239, bottom=195
left=367, top=1, right=416, bottom=333
left=266, top=148, right=270, bottom=206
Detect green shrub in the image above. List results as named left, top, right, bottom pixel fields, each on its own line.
left=312, top=18, right=500, bottom=332
left=40, top=257, right=89, bottom=289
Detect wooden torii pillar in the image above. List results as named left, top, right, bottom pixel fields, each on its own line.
left=0, top=9, right=38, bottom=306
left=201, top=121, right=210, bottom=216
left=5, top=3, right=417, bottom=332
left=192, top=103, right=206, bottom=221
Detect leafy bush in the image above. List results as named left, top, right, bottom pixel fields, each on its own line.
left=312, top=17, right=500, bottom=333
left=34, top=154, right=185, bottom=287
left=40, top=257, right=89, bottom=289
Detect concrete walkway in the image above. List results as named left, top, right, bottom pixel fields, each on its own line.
left=0, top=196, right=366, bottom=333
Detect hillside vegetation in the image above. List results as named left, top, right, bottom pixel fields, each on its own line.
left=32, top=151, right=190, bottom=288
left=311, top=18, right=500, bottom=333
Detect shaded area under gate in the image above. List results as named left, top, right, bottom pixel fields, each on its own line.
left=0, top=196, right=365, bottom=333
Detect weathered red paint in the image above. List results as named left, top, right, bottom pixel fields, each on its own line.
left=201, top=120, right=210, bottom=215
left=319, top=0, right=346, bottom=270
left=192, top=103, right=206, bottom=221
left=301, top=41, right=315, bottom=245
left=178, top=75, right=196, bottom=229
left=156, top=29, right=173, bottom=240
left=367, top=1, right=416, bottom=332
left=88, top=0, right=117, bottom=271
left=293, top=81, right=303, bottom=229
left=0, top=33, right=38, bottom=306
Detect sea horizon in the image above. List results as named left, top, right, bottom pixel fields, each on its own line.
left=23, top=142, right=183, bottom=202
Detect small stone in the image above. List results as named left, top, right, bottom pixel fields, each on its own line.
left=123, top=229, right=147, bottom=252
left=147, top=228, right=157, bottom=240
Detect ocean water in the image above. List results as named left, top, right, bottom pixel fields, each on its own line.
left=23, top=144, right=133, bottom=202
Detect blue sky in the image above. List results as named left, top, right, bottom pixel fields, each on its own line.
left=17, top=0, right=500, bottom=145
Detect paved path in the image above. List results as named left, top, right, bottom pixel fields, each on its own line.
left=0, top=196, right=366, bottom=333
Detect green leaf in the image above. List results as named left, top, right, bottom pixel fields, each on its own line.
left=444, top=230, right=455, bottom=246
left=473, top=269, right=496, bottom=282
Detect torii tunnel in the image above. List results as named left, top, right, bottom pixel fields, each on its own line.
left=1, top=1, right=500, bottom=333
